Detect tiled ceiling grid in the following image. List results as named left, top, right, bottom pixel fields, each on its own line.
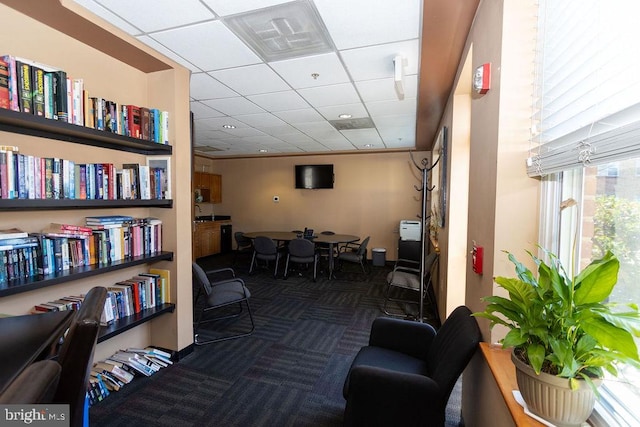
left=72, top=0, right=423, bottom=156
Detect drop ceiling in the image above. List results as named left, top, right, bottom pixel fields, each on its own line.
left=72, top=0, right=478, bottom=157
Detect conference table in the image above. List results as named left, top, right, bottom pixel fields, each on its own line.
left=243, top=231, right=360, bottom=279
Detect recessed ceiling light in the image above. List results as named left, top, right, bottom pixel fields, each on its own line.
left=259, top=149, right=268, bottom=153
left=338, top=114, right=352, bottom=119
left=364, top=144, right=374, bottom=148
left=222, top=124, right=236, bottom=129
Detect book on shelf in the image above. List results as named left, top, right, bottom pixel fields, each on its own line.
left=0, top=55, right=19, bottom=112
left=148, top=268, right=170, bottom=304
left=31, top=64, right=45, bottom=117
left=0, top=228, right=29, bottom=240
left=140, top=107, right=150, bottom=141
left=126, top=105, right=141, bottom=139
left=92, top=361, right=134, bottom=384
left=43, top=222, right=93, bottom=235
left=0, top=58, right=9, bottom=110
left=52, top=70, right=68, bottom=122
left=15, top=60, right=32, bottom=114
left=85, top=215, right=134, bottom=224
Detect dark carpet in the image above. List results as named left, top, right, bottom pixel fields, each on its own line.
left=89, top=253, right=462, bottom=427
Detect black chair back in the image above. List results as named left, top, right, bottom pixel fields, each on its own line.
left=426, top=306, right=481, bottom=405
left=54, top=286, right=107, bottom=427
left=356, top=236, right=370, bottom=256
left=288, top=238, right=315, bottom=259
left=253, top=236, right=278, bottom=257
left=234, top=232, right=252, bottom=250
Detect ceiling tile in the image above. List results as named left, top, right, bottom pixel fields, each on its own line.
left=96, top=0, right=216, bottom=32
left=223, top=128, right=267, bottom=138
left=356, top=75, right=418, bottom=103
left=247, top=91, right=310, bottom=112
left=377, top=126, right=416, bottom=146
left=314, top=0, right=421, bottom=50
left=260, top=125, right=304, bottom=136
left=235, top=113, right=287, bottom=127
left=136, top=35, right=199, bottom=71
left=202, top=0, right=291, bottom=17
left=190, top=101, right=225, bottom=118
left=316, top=103, right=368, bottom=121
left=341, top=128, right=384, bottom=146
left=298, top=83, right=360, bottom=108
left=278, top=133, right=316, bottom=143
left=196, top=117, right=248, bottom=130
left=191, top=73, right=238, bottom=100
left=269, top=53, right=350, bottom=89
left=202, top=97, right=265, bottom=115
left=341, top=39, right=420, bottom=81
left=150, top=21, right=261, bottom=71
left=367, top=98, right=417, bottom=118
left=210, top=64, right=290, bottom=95
left=273, top=108, right=324, bottom=123
left=372, top=114, right=416, bottom=129
left=73, top=0, right=141, bottom=34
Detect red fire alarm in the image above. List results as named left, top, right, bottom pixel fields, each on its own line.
left=473, top=63, right=491, bottom=94
left=472, top=242, right=483, bottom=275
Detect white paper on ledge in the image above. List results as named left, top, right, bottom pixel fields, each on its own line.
left=512, top=390, right=557, bottom=426
left=512, top=391, right=590, bottom=427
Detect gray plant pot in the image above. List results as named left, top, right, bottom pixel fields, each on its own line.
left=511, top=351, right=600, bottom=427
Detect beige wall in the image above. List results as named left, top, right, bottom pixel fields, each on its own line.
left=195, top=152, right=429, bottom=259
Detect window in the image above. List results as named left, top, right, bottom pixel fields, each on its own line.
left=542, top=166, right=640, bottom=426
left=532, top=1, right=640, bottom=424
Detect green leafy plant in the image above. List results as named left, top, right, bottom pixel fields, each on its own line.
left=474, top=248, right=640, bottom=390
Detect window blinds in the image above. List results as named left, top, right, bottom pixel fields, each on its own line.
left=527, top=0, right=640, bottom=177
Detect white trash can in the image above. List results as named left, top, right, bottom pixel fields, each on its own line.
left=372, top=248, right=386, bottom=267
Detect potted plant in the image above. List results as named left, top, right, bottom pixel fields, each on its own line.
left=474, top=248, right=640, bottom=426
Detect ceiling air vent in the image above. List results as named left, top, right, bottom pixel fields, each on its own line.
left=329, top=117, right=375, bottom=131
left=194, top=146, right=224, bottom=152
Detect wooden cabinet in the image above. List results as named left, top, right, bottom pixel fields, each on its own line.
left=209, top=174, right=222, bottom=203
left=0, top=1, right=191, bottom=354
left=193, top=172, right=222, bottom=203
left=193, top=221, right=227, bottom=258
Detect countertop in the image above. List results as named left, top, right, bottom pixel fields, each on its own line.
left=194, top=215, right=231, bottom=222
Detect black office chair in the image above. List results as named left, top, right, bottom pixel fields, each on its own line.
left=284, top=238, right=319, bottom=281
left=383, top=252, right=439, bottom=322
left=192, top=262, right=255, bottom=345
left=337, top=236, right=370, bottom=274
left=0, top=360, right=61, bottom=404
left=233, top=231, right=253, bottom=265
left=249, top=236, right=283, bottom=278
left=53, top=286, right=107, bottom=427
left=342, top=306, right=481, bottom=427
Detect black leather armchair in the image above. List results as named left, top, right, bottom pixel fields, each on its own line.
left=342, top=306, right=481, bottom=427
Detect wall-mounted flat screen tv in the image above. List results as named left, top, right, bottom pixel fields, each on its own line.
left=295, top=164, right=334, bottom=189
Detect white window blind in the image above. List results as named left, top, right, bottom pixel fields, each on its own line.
left=527, top=0, right=640, bottom=177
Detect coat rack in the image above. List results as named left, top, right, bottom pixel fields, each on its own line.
left=409, top=150, right=439, bottom=322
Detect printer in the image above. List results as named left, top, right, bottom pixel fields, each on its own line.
left=399, top=220, right=421, bottom=241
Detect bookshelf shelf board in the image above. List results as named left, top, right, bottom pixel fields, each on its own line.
left=0, top=199, right=173, bottom=211
left=0, top=252, right=174, bottom=298
left=0, top=108, right=172, bottom=155
left=98, top=303, right=175, bottom=343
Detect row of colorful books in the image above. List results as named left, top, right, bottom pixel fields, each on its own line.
left=0, top=219, right=162, bottom=284
left=0, top=55, right=169, bottom=144
left=102, top=268, right=171, bottom=323
left=88, top=347, right=173, bottom=406
left=0, top=146, right=170, bottom=200
left=31, top=267, right=170, bottom=318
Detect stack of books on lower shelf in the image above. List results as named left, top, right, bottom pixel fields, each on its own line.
left=88, top=347, right=173, bottom=406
